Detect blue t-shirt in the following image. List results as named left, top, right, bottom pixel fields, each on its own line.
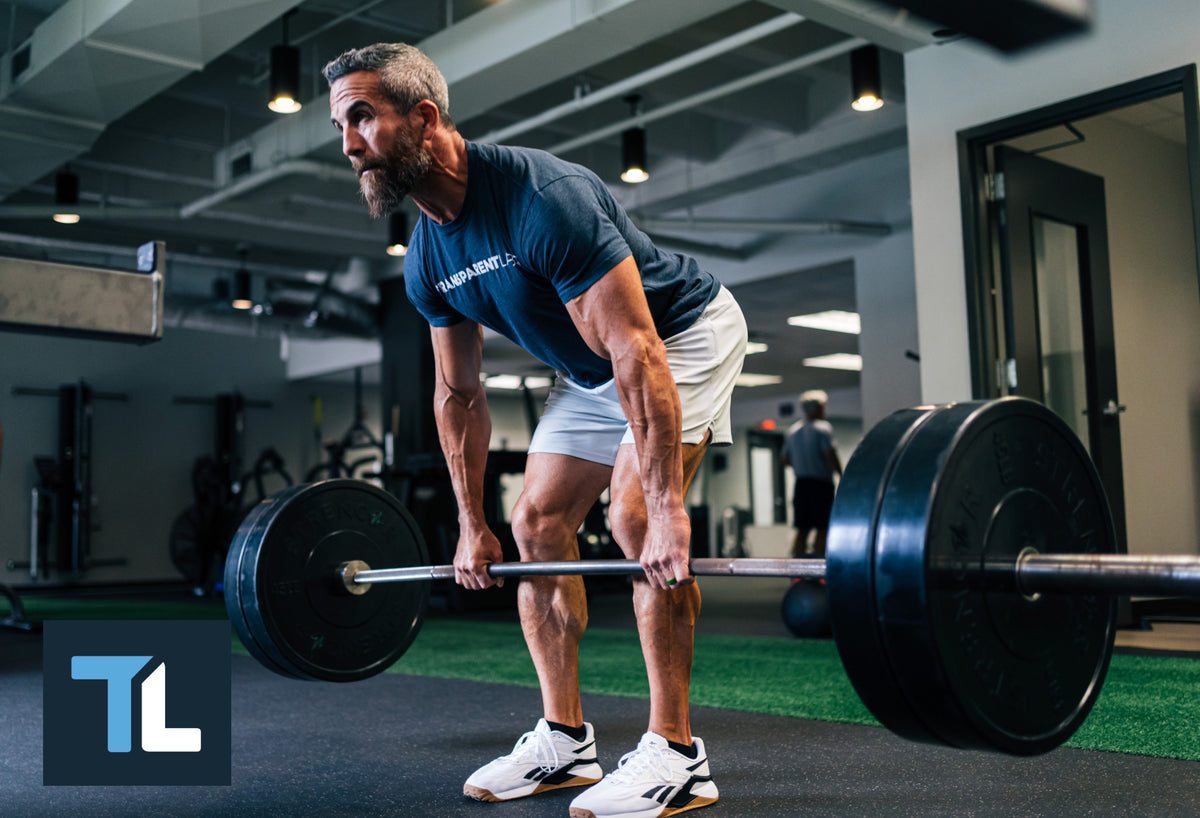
left=404, top=141, right=720, bottom=388
left=783, top=419, right=836, bottom=482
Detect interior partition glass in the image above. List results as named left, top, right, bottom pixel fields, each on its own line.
left=1033, top=215, right=1091, bottom=453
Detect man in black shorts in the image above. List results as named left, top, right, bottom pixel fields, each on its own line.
left=781, top=391, right=842, bottom=558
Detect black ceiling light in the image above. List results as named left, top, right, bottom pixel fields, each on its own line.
left=268, top=10, right=301, bottom=114
left=620, top=95, right=649, bottom=184
left=232, top=251, right=253, bottom=310
left=850, top=46, right=884, bottom=112
left=386, top=212, right=408, bottom=257
left=53, top=170, right=80, bottom=224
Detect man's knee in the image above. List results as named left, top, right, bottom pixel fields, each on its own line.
left=607, top=498, right=646, bottom=555
left=511, top=500, right=578, bottom=560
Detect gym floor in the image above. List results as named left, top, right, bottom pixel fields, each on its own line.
left=3, top=579, right=1200, bottom=817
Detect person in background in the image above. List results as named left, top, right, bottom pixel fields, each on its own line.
left=781, top=391, right=842, bottom=558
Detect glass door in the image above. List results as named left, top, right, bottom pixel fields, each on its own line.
left=993, top=145, right=1127, bottom=548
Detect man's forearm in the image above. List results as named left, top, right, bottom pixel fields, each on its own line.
left=612, top=339, right=684, bottom=514
left=434, top=384, right=493, bottom=532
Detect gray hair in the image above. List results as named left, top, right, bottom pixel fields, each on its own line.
left=799, top=390, right=828, bottom=418
left=322, top=43, right=454, bottom=127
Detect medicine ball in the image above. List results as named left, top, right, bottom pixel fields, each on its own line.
left=781, top=579, right=832, bottom=638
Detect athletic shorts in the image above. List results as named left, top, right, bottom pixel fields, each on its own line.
left=528, top=286, right=747, bottom=467
left=792, top=478, right=836, bottom=530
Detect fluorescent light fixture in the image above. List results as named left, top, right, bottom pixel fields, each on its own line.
left=787, top=310, right=861, bottom=334
left=802, top=353, right=863, bottom=371
left=735, top=373, right=783, bottom=387
left=483, top=374, right=553, bottom=390
left=745, top=341, right=769, bottom=355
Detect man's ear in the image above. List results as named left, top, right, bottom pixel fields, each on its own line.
left=411, top=99, right=440, bottom=134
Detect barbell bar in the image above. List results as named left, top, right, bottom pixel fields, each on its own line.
left=222, top=397, right=1183, bottom=756
left=339, top=553, right=1200, bottom=599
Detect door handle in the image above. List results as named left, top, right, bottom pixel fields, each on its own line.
left=1082, top=399, right=1126, bottom=417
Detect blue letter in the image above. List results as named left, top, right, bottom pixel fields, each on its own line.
left=71, top=655, right=152, bottom=753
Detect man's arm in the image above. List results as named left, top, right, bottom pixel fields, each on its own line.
left=565, top=255, right=690, bottom=591
left=430, top=320, right=504, bottom=590
left=825, top=446, right=843, bottom=480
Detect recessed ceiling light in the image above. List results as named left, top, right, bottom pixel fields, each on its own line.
left=735, top=373, right=784, bottom=387
left=482, top=374, right=553, bottom=390
left=787, top=310, right=861, bottom=334
left=802, top=353, right=863, bottom=371
left=745, top=341, right=768, bottom=355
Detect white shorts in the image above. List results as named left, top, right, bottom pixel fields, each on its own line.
left=528, top=286, right=747, bottom=467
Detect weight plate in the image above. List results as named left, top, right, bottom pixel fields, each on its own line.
left=874, top=398, right=1117, bottom=755
left=826, top=404, right=941, bottom=744
left=224, top=494, right=306, bottom=680
left=234, top=479, right=430, bottom=682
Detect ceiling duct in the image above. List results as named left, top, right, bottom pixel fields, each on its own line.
left=0, top=0, right=299, bottom=200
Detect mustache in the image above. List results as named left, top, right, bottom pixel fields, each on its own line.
left=352, top=159, right=386, bottom=175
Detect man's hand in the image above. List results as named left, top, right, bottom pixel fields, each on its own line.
left=638, top=505, right=695, bottom=591
left=453, top=526, right=506, bottom=590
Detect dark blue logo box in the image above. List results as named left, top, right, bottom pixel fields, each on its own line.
left=43, top=620, right=231, bottom=786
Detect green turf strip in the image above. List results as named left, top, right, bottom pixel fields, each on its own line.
left=384, top=618, right=1200, bottom=762
left=16, top=598, right=1200, bottom=761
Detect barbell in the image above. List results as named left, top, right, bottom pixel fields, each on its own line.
left=223, top=397, right=1193, bottom=756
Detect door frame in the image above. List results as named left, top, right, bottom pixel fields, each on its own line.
left=957, top=64, right=1200, bottom=397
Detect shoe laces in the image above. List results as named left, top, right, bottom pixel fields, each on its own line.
left=608, top=735, right=673, bottom=785
left=502, top=727, right=560, bottom=774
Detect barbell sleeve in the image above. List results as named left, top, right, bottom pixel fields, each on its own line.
left=1017, top=553, right=1200, bottom=597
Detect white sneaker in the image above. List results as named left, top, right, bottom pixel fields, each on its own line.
left=463, top=718, right=602, bottom=802
left=569, top=731, right=719, bottom=818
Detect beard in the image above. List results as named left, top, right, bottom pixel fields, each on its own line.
left=355, top=127, right=431, bottom=220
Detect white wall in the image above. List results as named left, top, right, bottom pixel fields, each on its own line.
left=1010, top=116, right=1200, bottom=555
left=906, top=0, right=1200, bottom=401
left=904, top=0, right=1200, bottom=555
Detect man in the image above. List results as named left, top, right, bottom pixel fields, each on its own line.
left=781, top=391, right=842, bottom=558
left=324, top=44, right=746, bottom=818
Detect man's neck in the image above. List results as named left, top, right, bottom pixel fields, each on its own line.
left=411, top=130, right=469, bottom=224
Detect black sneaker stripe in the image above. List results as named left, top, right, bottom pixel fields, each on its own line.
left=665, top=776, right=712, bottom=809
left=641, top=785, right=666, bottom=801
left=540, top=758, right=598, bottom=785
left=573, top=741, right=596, bottom=755
left=686, top=759, right=706, bottom=772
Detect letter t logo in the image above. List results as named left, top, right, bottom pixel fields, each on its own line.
left=71, top=656, right=202, bottom=753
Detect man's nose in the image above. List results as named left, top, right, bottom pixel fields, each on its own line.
left=342, top=128, right=363, bottom=158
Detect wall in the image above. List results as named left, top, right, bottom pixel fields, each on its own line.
left=905, top=0, right=1200, bottom=402
left=905, top=0, right=1200, bottom=556
left=0, top=323, right=631, bottom=588
left=1009, top=116, right=1200, bottom=555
